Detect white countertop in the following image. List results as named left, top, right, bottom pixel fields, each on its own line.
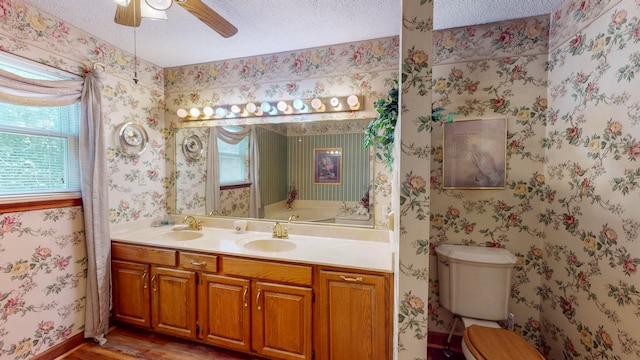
left=110, top=218, right=394, bottom=273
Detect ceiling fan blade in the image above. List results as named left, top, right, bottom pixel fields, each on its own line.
left=114, top=0, right=141, bottom=27
left=176, top=0, right=238, bottom=38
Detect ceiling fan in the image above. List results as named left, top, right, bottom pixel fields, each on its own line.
left=113, top=0, right=238, bottom=38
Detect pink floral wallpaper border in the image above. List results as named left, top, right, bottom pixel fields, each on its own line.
left=434, top=15, right=550, bottom=65
left=164, top=37, right=400, bottom=92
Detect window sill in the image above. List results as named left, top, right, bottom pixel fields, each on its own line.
left=0, top=193, right=82, bottom=213
left=220, top=182, right=251, bottom=191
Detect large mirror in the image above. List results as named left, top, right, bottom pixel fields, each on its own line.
left=174, top=119, right=374, bottom=228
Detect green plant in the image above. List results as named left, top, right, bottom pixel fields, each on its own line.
left=363, top=82, right=399, bottom=171
left=363, top=82, right=454, bottom=171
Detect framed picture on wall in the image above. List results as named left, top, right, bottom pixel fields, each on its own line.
left=314, top=148, right=342, bottom=184
left=442, top=118, right=507, bottom=189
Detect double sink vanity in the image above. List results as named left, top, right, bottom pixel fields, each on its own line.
left=110, top=216, right=394, bottom=360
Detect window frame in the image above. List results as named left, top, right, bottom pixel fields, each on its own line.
left=217, top=128, right=251, bottom=187
left=0, top=53, right=82, bottom=210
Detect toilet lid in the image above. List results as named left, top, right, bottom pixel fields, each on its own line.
left=464, top=325, right=546, bottom=360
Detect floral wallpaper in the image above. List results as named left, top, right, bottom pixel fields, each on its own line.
left=2, top=0, right=636, bottom=359
left=396, top=0, right=434, bottom=357
left=429, top=15, right=550, bottom=349
left=0, top=0, right=168, bottom=228
left=0, top=0, right=166, bottom=358
left=542, top=0, right=640, bottom=358
left=424, top=1, right=640, bottom=359
left=174, top=127, right=208, bottom=215
left=0, top=208, right=86, bottom=360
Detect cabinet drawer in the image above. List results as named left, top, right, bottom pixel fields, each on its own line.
left=222, top=257, right=312, bottom=286
left=179, top=252, right=218, bottom=273
left=112, top=243, right=177, bottom=267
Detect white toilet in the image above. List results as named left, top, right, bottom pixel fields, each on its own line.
left=436, top=244, right=545, bottom=360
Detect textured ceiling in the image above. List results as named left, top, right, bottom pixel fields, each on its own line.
left=23, top=0, right=563, bottom=68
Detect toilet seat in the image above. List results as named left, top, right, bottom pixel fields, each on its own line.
left=463, top=325, right=545, bottom=360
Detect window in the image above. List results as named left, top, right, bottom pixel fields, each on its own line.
left=0, top=56, right=81, bottom=198
left=217, top=127, right=249, bottom=186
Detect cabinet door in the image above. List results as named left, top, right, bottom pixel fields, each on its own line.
left=112, top=260, right=150, bottom=328
left=198, top=274, right=251, bottom=352
left=252, top=281, right=313, bottom=360
left=151, top=266, right=197, bottom=339
left=318, top=270, right=388, bottom=360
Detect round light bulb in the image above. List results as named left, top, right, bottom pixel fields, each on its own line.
left=189, top=108, right=201, bottom=118
left=176, top=108, right=188, bottom=118
left=277, top=101, right=288, bottom=112
left=311, top=98, right=323, bottom=110
left=293, top=99, right=305, bottom=110
left=347, top=95, right=359, bottom=107
left=330, top=97, right=340, bottom=107
left=260, top=102, right=272, bottom=113
left=215, top=107, right=227, bottom=117
left=202, top=106, right=214, bottom=117
left=230, top=105, right=241, bottom=114
left=245, top=102, right=257, bottom=113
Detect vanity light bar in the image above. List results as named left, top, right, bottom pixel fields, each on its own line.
left=177, top=95, right=363, bottom=121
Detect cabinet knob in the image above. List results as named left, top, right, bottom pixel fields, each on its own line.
left=243, top=287, right=248, bottom=307
left=340, top=275, right=363, bottom=282
left=190, top=261, right=207, bottom=266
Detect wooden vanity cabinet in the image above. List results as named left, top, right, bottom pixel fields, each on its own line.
left=197, top=274, right=313, bottom=360
left=151, top=266, right=197, bottom=339
left=111, top=243, right=200, bottom=339
left=251, top=280, right=313, bottom=360
left=222, top=257, right=314, bottom=360
left=111, top=242, right=391, bottom=360
left=112, top=260, right=150, bottom=327
left=317, top=269, right=392, bottom=360
left=198, top=273, right=251, bottom=352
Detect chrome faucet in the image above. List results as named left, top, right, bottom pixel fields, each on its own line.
left=288, top=214, right=298, bottom=223
left=272, top=221, right=288, bottom=239
left=208, top=209, right=219, bottom=216
left=183, top=215, right=202, bottom=231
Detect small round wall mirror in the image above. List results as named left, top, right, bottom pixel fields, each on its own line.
left=182, top=134, right=203, bottom=160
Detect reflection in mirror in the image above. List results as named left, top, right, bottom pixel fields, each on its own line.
left=175, top=119, right=374, bottom=227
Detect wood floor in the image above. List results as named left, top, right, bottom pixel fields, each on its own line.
left=56, top=325, right=464, bottom=360
left=55, top=326, right=263, bottom=360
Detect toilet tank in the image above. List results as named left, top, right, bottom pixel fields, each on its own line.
left=436, top=244, right=517, bottom=321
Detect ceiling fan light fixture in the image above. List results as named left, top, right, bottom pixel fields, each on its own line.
left=145, top=0, right=173, bottom=11
left=140, top=1, right=168, bottom=20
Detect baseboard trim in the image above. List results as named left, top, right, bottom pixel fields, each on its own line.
left=33, top=332, right=86, bottom=360
left=428, top=331, right=463, bottom=353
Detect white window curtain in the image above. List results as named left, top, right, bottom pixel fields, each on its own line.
left=0, top=67, right=83, bottom=106
left=0, top=66, right=110, bottom=344
left=206, top=126, right=262, bottom=218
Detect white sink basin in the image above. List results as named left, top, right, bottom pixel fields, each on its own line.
left=243, top=239, right=297, bottom=252
left=156, top=231, right=203, bottom=241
